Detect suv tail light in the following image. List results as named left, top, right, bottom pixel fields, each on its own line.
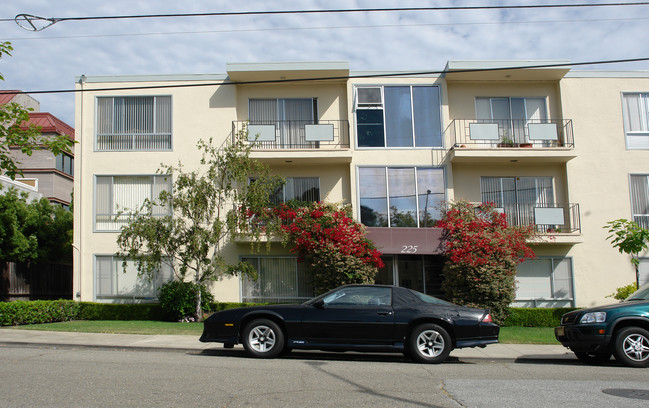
left=482, top=313, right=493, bottom=323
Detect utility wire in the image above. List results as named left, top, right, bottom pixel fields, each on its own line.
left=5, top=15, right=649, bottom=41
left=7, top=2, right=649, bottom=30
left=2, top=57, right=649, bottom=96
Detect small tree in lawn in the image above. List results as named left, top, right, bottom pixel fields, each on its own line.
left=116, top=130, right=284, bottom=321
left=436, top=200, right=536, bottom=324
left=269, top=201, right=384, bottom=295
left=605, top=219, right=649, bottom=288
left=1, top=42, right=74, bottom=179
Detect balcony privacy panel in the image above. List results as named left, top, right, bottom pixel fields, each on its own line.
left=305, top=124, right=334, bottom=141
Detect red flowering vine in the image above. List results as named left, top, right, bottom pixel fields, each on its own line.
left=436, top=200, right=536, bottom=323
left=257, top=202, right=384, bottom=294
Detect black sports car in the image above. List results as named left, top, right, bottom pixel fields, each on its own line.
left=200, top=284, right=499, bottom=363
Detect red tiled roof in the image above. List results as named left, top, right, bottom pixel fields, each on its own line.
left=19, top=112, right=75, bottom=141
left=0, top=90, right=20, bottom=105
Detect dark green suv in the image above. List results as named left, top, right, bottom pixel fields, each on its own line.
left=555, top=283, right=649, bottom=368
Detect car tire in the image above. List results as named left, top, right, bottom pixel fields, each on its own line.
left=574, top=351, right=612, bottom=364
left=408, top=323, right=452, bottom=364
left=612, top=326, right=649, bottom=368
left=242, top=318, right=285, bottom=359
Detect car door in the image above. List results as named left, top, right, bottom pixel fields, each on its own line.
left=301, top=286, right=394, bottom=345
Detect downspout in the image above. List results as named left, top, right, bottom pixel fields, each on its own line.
left=74, top=75, right=86, bottom=300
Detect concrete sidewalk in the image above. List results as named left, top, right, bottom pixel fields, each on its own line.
left=0, top=327, right=574, bottom=361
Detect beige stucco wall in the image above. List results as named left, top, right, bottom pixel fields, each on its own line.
left=558, top=75, right=649, bottom=306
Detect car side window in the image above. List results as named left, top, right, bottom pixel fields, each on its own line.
left=323, top=287, right=392, bottom=307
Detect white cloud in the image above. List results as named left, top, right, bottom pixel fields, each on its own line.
left=1, top=0, right=649, bottom=124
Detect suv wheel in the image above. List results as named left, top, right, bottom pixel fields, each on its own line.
left=612, top=327, right=649, bottom=368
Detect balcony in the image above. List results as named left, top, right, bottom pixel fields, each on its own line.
left=496, top=202, right=583, bottom=244
left=232, top=120, right=351, bottom=164
left=444, top=119, right=576, bottom=164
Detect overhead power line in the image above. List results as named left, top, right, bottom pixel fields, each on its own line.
left=2, top=57, right=649, bottom=97
left=9, top=2, right=649, bottom=31
left=6, top=15, right=649, bottom=42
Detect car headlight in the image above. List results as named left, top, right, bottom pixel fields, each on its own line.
left=580, top=312, right=606, bottom=324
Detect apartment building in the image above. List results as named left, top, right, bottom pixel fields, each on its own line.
left=1, top=91, right=75, bottom=208
left=73, top=61, right=649, bottom=308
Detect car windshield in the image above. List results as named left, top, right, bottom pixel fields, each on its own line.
left=410, top=289, right=452, bottom=305
left=626, top=282, right=649, bottom=301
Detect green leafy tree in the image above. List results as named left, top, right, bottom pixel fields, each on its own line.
left=116, top=130, right=284, bottom=320
left=1, top=41, right=75, bottom=179
left=436, top=201, right=536, bottom=324
left=605, top=219, right=649, bottom=287
left=0, top=187, right=73, bottom=264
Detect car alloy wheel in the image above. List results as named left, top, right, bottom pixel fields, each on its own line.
left=242, top=318, right=285, bottom=359
left=613, top=327, right=649, bottom=368
left=408, top=323, right=452, bottom=364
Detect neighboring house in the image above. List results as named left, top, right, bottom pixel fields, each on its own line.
left=1, top=91, right=75, bottom=208
left=73, top=61, right=649, bottom=307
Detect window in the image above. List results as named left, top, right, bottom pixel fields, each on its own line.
left=481, top=177, right=554, bottom=227
left=359, top=167, right=445, bottom=227
left=95, top=175, right=171, bottom=231
left=355, top=86, right=442, bottom=148
left=639, top=259, right=649, bottom=287
left=514, top=258, right=574, bottom=307
left=476, top=97, right=548, bottom=144
left=249, top=98, right=317, bottom=148
left=95, top=256, right=173, bottom=302
left=322, top=286, right=392, bottom=307
left=241, top=257, right=313, bottom=303
left=96, top=96, right=172, bottom=151
left=55, top=154, right=74, bottom=176
left=622, top=93, right=649, bottom=149
left=630, top=174, right=649, bottom=229
left=271, top=177, right=320, bottom=204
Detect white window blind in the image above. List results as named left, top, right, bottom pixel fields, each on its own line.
left=96, top=96, right=172, bottom=150
left=95, top=256, right=173, bottom=301
left=95, top=175, right=171, bottom=231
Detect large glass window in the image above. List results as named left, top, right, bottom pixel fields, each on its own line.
left=622, top=93, right=649, bottom=149
left=514, top=258, right=574, bottom=307
left=630, top=174, right=649, bottom=229
left=241, top=257, right=313, bottom=303
left=481, top=176, right=554, bottom=228
left=271, top=177, right=320, bottom=204
left=355, top=86, right=442, bottom=148
left=55, top=154, right=74, bottom=176
left=95, top=256, right=173, bottom=302
left=476, top=97, right=548, bottom=145
left=375, top=255, right=445, bottom=297
left=249, top=98, right=317, bottom=148
left=96, top=96, right=172, bottom=151
left=359, top=167, right=445, bottom=228
left=95, top=175, right=171, bottom=231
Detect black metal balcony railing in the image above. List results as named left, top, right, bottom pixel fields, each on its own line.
left=496, top=203, right=581, bottom=233
left=446, top=119, right=574, bottom=148
left=232, top=120, right=350, bottom=150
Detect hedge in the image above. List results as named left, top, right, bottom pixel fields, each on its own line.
left=1, top=300, right=576, bottom=327
left=0, top=300, right=80, bottom=326
left=503, top=307, right=577, bottom=327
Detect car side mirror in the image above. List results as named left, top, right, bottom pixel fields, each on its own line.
left=313, top=299, right=325, bottom=309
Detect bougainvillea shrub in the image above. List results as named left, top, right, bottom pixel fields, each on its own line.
left=253, top=202, right=384, bottom=295
left=436, top=200, right=536, bottom=324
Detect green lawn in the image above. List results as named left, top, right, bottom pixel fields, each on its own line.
left=6, top=321, right=559, bottom=344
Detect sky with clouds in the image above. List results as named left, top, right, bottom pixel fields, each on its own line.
left=1, top=0, right=649, bottom=125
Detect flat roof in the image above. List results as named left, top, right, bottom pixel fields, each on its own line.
left=444, top=60, right=572, bottom=81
